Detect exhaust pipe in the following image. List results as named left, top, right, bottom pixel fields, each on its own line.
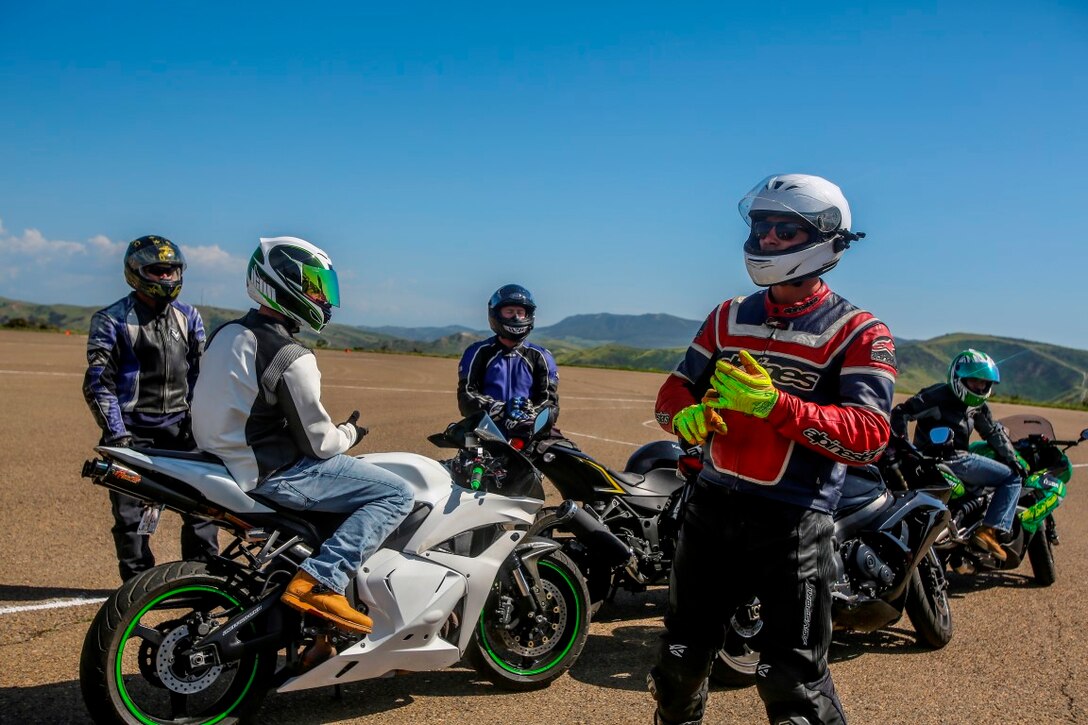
left=82, top=458, right=205, bottom=515
left=554, top=499, right=638, bottom=572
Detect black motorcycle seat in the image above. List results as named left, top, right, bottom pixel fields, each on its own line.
left=622, top=467, right=685, bottom=497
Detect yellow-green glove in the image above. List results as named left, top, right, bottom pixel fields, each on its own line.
left=705, top=350, right=779, bottom=418
left=672, top=396, right=729, bottom=445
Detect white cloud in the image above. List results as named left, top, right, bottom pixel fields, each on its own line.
left=86, top=234, right=127, bottom=256
left=0, top=216, right=250, bottom=309
left=181, top=244, right=247, bottom=272
left=0, top=227, right=86, bottom=257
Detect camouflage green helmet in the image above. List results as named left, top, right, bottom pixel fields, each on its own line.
left=948, top=349, right=1000, bottom=409
left=123, top=235, right=186, bottom=301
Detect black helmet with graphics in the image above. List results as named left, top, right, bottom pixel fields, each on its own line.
left=123, top=235, right=186, bottom=302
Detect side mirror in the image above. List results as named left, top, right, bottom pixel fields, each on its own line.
left=1080, top=428, right=1088, bottom=442
left=929, top=427, right=954, bottom=446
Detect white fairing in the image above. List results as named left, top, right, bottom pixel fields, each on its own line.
left=102, top=446, right=551, bottom=692
left=279, top=451, right=543, bottom=691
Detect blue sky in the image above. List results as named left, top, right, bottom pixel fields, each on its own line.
left=1, top=2, right=1086, bottom=348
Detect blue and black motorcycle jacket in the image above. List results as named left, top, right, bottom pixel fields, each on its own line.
left=83, top=293, right=206, bottom=443
left=457, top=336, right=560, bottom=427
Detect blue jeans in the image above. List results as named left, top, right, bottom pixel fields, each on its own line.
left=946, top=452, right=1022, bottom=533
left=254, top=454, right=414, bottom=594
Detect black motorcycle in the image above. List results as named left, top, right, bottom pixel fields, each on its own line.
left=523, top=435, right=698, bottom=608
left=713, top=434, right=955, bottom=685
left=926, top=414, right=1087, bottom=586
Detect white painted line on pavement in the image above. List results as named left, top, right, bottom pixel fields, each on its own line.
left=0, top=597, right=107, bottom=615
left=0, top=369, right=82, bottom=377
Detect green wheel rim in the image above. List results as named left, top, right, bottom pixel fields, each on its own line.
left=479, top=560, right=583, bottom=676
left=116, top=585, right=261, bottom=725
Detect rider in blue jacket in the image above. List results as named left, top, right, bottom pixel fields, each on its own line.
left=457, top=284, right=560, bottom=438
left=83, top=235, right=218, bottom=581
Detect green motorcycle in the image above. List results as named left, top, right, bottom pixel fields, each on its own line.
left=927, top=414, right=1086, bottom=585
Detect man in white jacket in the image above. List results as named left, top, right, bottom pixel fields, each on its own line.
left=192, top=236, right=414, bottom=634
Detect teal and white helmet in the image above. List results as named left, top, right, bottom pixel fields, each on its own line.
left=948, top=349, right=1000, bottom=409
left=246, top=237, right=340, bottom=333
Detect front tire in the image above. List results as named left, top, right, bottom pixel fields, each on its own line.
left=1027, top=529, right=1057, bottom=586
left=80, top=561, right=276, bottom=725
left=904, top=549, right=954, bottom=649
left=468, top=542, right=590, bottom=691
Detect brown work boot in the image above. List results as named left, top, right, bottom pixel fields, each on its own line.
left=971, top=526, right=1007, bottom=561
left=281, top=571, right=373, bottom=634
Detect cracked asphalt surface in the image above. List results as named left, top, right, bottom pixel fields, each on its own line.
left=1, top=329, right=1087, bottom=724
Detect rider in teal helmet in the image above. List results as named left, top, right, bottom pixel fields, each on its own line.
left=948, top=349, right=1001, bottom=409
left=892, top=349, right=1024, bottom=560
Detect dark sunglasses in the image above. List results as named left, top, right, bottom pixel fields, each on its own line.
left=751, top=221, right=808, bottom=242
left=144, top=264, right=181, bottom=277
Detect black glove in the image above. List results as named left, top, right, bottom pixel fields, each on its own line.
left=108, top=434, right=133, bottom=448
left=487, top=400, right=505, bottom=419
left=342, top=411, right=368, bottom=449
left=1013, top=460, right=1030, bottom=480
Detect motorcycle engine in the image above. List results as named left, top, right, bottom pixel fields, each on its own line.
left=844, top=540, right=895, bottom=593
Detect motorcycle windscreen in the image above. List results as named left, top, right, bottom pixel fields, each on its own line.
left=998, top=414, right=1056, bottom=442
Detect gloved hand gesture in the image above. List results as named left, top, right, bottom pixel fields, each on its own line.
left=705, top=350, right=779, bottom=418
left=341, top=410, right=369, bottom=449
left=506, top=397, right=536, bottom=421
left=672, top=393, right=729, bottom=446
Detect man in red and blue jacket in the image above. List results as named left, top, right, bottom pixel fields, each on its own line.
left=648, top=175, right=896, bottom=725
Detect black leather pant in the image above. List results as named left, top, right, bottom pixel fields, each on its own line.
left=107, top=422, right=219, bottom=582
left=650, top=481, right=845, bottom=725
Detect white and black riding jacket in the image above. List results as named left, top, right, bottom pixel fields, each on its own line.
left=191, top=309, right=359, bottom=491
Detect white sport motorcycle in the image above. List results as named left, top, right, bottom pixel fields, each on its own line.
left=79, top=411, right=594, bottom=725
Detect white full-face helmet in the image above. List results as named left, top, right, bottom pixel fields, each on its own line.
left=739, top=174, right=864, bottom=286
left=246, top=236, right=340, bottom=332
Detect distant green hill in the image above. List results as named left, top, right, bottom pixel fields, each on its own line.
left=568, top=336, right=1088, bottom=408
left=536, top=312, right=701, bottom=349
left=2, top=296, right=1085, bottom=407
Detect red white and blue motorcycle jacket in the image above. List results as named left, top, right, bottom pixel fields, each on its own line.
left=655, top=284, right=897, bottom=513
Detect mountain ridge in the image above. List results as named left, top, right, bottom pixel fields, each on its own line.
left=2, top=296, right=1085, bottom=407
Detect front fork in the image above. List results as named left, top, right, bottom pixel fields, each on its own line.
left=495, top=538, right=562, bottom=628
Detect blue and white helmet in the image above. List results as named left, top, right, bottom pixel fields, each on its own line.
left=948, top=349, right=1000, bottom=409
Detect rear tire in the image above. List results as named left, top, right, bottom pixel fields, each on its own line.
left=1027, top=529, right=1057, bottom=586
left=80, top=561, right=276, bottom=725
left=905, top=549, right=954, bottom=649
left=468, top=543, right=590, bottom=691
